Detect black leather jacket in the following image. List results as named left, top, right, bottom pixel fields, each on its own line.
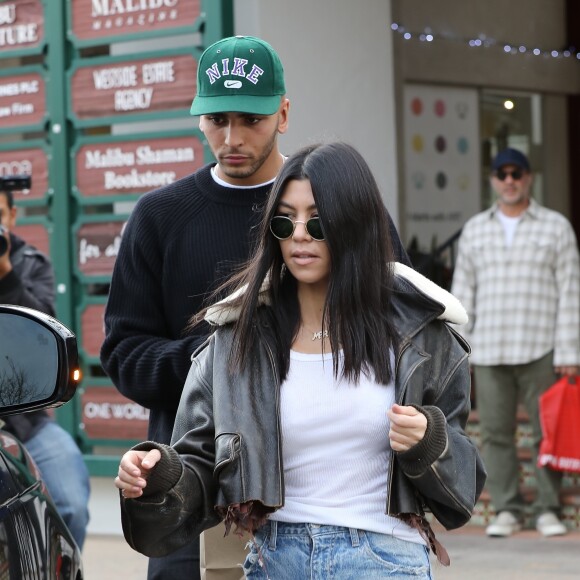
left=121, top=264, right=486, bottom=557
left=0, top=234, right=55, bottom=441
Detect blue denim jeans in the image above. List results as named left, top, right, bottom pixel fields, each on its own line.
left=243, top=521, right=432, bottom=579
left=25, top=421, right=91, bottom=549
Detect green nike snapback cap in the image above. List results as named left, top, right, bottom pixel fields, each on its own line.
left=190, top=36, right=286, bottom=116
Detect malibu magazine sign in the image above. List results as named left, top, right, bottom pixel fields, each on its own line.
left=69, top=0, right=201, bottom=43
left=0, top=0, right=44, bottom=54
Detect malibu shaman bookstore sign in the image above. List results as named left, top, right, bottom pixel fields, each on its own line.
left=70, top=0, right=201, bottom=42
left=0, top=0, right=44, bottom=53
left=75, top=134, right=204, bottom=198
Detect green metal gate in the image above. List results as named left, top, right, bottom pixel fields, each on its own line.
left=0, top=0, right=233, bottom=475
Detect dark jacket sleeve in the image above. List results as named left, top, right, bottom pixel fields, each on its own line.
left=100, top=199, right=202, bottom=413
left=396, top=324, right=486, bottom=529
left=120, top=341, right=221, bottom=556
left=0, top=239, right=55, bottom=438
left=0, top=242, right=55, bottom=316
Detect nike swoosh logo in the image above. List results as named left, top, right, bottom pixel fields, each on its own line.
left=224, top=80, right=242, bottom=89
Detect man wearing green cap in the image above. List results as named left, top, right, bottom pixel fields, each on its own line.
left=101, top=36, right=290, bottom=580
left=103, top=35, right=411, bottom=580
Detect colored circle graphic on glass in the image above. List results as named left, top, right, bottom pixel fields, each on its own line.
left=412, top=134, right=424, bottom=152
left=436, top=172, right=447, bottom=189
left=434, top=99, right=446, bottom=117
left=435, top=135, right=446, bottom=153
left=457, top=174, right=470, bottom=191
left=457, top=137, right=469, bottom=154
left=411, top=98, right=423, bottom=115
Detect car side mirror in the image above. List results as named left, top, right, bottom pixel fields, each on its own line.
left=0, top=305, right=81, bottom=415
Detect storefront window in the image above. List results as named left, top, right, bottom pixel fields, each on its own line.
left=480, top=91, right=543, bottom=208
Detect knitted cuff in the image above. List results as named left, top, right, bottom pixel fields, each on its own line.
left=129, top=441, right=183, bottom=500
left=396, top=405, right=447, bottom=477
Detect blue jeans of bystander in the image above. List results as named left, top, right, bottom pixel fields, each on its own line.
left=25, top=421, right=91, bottom=549
left=243, top=521, right=432, bottom=579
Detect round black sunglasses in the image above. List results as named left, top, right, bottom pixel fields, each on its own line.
left=269, top=216, right=325, bottom=241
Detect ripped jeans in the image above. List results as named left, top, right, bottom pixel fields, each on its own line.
left=243, top=521, right=432, bottom=579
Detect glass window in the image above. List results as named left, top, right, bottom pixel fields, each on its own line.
left=480, top=91, right=543, bottom=208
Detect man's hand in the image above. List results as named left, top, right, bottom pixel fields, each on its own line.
left=387, top=404, right=427, bottom=452
left=115, top=448, right=162, bottom=499
left=555, top=365, right=580, bottom=377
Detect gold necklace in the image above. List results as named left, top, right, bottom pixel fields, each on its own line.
left=301, top=325, right=327, bottom=341
left=311, top=330, right=328, bottom=341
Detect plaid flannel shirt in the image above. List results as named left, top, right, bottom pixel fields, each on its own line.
left=451, top=199, right=580, bottom=366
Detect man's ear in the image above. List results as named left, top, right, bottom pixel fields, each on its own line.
left=277, top=98, right=290, bottom=135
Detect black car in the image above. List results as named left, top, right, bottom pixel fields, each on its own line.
left=0, top=304, right=83, bottom=579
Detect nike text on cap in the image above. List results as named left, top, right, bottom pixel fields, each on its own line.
left=190, top=35, right=286, bottom=116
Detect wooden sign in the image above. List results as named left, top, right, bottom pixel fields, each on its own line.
left=70, top=53, right=197, bottom=120
left=0, top=0, right=44, bottom=53
left=80, top=303, right=105, bottom=358
left=75, top=134, right=204, bottom=197
left=70, top=0, right=200, bottom=43
left=12, top=222, right=49, bottom=255
left=81, top=385, right=149, bottom=440
left=76, top=220, right=124, bottom=276
left=0, top=147, right=48, bottom=201
left=0, top=71, right=45, bottom=128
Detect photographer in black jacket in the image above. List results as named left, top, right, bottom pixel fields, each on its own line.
left=0, top=184, right=91, bottom=549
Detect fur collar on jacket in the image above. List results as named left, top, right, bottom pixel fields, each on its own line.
left=205, top=262, right=468, bottom=327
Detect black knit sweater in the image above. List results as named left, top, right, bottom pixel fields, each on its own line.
left=101, top=164, right=273, bottom=443
left=101, top=163, right=410, bottom=445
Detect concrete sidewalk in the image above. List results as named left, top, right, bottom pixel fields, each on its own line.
left=82, top=527, right=579, bottom=579
left=433, top=526, right=579, bottom=579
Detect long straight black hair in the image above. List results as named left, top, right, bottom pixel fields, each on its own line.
left=200, top=142, right=398, bottom=384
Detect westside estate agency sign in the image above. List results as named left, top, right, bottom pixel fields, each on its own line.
left=0, top=0, right=44, bottom=53
left=75, top=134, right=204, bottom=197
left=70, top=53, right=197, bottom=121
left=70, top=0, right=201, bottom=43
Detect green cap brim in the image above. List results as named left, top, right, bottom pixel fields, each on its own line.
left=190, top=94, right=282, bottom=116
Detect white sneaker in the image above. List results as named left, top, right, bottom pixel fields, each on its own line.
left=486, top=511, right=521, bottom=537
left=536, top=512, right=567, bottom=537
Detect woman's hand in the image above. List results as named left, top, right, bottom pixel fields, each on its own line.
left=115, top=449, right=161, bottom=499
left=387, top=404, right=427, bottom=452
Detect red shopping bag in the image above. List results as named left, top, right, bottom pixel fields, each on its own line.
left=538, top=376, right=580, bottom=473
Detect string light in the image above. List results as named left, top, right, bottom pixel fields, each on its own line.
left=391, top=22, right=580, bottom=62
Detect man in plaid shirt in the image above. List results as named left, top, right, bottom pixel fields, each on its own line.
left=452, top=147, right=580, bottom=539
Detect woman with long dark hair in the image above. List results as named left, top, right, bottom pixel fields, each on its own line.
left=116, top=142, right=485, bottom=579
